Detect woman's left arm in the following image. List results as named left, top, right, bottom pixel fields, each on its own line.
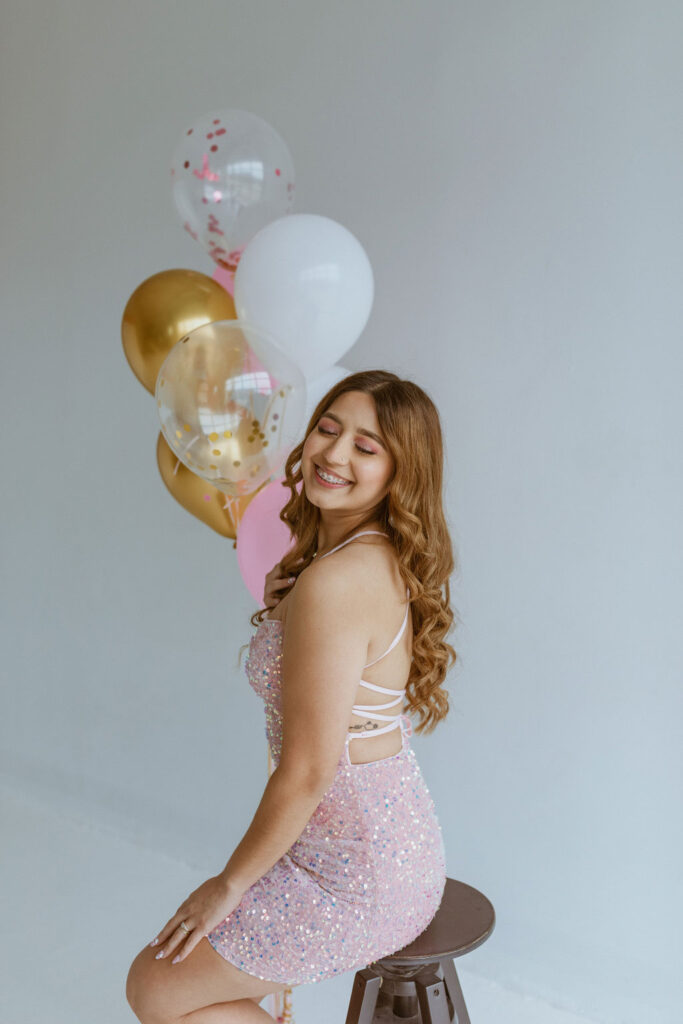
left=221, top=764, right=331, bottom=887
left=149, top=767, right=333, bottom=964
left=150, top=562, right=372, bottom=964
left=221, top=561, right=376, bottom=898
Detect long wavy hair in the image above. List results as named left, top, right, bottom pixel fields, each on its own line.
left=246, top=369, right=459, bottom=735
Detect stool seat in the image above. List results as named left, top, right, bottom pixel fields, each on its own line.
left=344, top=878, right=495, bottom=1023
left=388, top=877, right=495, bottom=963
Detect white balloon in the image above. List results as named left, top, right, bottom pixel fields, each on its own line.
left=233, top=214, right=374, bottom=381
left=304, top=365, right=353, bottom=424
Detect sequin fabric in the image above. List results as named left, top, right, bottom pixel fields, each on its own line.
left=206, top=620, right=447, bottom=985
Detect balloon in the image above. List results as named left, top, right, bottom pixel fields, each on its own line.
left=235, top=477, right=302, bottom=604
left=233, top=214, right=374, bottom=382
left=156, top=432, right=259, bottom=539
left=305, top=364, right=353, bottom=422
left=122, top=269, right=236, bottom=394
left=212, top=256, right=243, bottom=298
left=156, top=319, right=306, bottom=498
left=170, top=110, right=295, bottom=269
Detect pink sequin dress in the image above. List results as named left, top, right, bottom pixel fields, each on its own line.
left=206, top=532, right=447, bottom=985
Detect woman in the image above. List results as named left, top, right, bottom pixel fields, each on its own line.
left=126, top=370, right=457, bottom=1023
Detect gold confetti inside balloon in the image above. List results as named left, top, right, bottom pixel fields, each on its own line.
left=156, top=319, right=306, bottom=498
left=122, top=268, right=236, bottom=394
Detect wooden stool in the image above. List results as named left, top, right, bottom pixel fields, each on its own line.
left=344, top=878, right=495, bottom=1024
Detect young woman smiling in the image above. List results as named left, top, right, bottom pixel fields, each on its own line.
left=127, top=370, right=457, bottom=1024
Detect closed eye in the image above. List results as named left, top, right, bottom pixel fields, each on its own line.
left=317, top=425, right=376, bottom=455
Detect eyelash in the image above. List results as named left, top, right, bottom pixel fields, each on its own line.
left=317, top=425, right=376, bottom=455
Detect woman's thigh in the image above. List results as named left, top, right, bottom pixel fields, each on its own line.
left=126, top=936, right=290, bottom=1021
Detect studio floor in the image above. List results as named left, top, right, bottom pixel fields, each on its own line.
left=1, top=780, right=601, bottom=1024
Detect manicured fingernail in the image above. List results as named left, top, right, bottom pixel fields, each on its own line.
left=155, top=951, right=164, bottom=959
left=172, top=955, right=180, bottom=964
left=149, top=938, right=159, bottom=946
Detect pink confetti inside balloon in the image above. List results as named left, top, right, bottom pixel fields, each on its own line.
left=170, top=109, right=295, bottom=270
left=193, top=153, right=219, bottom=182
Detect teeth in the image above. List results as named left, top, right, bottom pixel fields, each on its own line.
left=317, top=466, right=349, bottom=484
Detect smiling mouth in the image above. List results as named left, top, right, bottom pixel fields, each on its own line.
left=314, top=464, right=352, bottom=485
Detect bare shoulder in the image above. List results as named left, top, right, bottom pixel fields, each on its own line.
left=299, top=536, right=400, bottom=608
left=294, top=547, right=370, bottom=612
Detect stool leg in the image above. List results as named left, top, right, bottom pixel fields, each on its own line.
left=344, top=967, right=382, bottom=1024
left=439, top=957, right=471, bottom=1024
left=414, top=969, right=451, bottom=1024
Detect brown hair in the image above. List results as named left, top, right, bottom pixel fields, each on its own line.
left=247, top=369, right=459, bottom=735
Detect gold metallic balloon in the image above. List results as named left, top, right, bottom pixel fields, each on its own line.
left=122, top=269, right=236, bottom=394
left=156, top=432, right=258, bottom=538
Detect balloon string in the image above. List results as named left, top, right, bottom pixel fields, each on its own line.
left=173, top=459, right=181, bottom=477
left=265, top=989, right=294, bottom=1022
left=222, top=493, right=243, bottom=533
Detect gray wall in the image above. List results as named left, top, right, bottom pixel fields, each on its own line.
left=2, top=2, right=681, bottom=1021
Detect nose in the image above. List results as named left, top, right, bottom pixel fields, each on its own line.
left=321, top=433, right=350, bottom=466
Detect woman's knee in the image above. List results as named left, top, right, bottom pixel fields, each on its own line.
left=125, top=954, right=143, bottom=1018
left=125, top=948, right=162, bottom=1023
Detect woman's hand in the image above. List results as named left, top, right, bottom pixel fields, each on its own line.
left=263, top=561, right=295, bottom=610
left=148, top=874, right=242, bottom=965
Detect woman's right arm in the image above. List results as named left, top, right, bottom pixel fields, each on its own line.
left=263, top=562, right=295, bottom=610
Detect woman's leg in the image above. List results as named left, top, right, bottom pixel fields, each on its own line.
left=126, top=935, right=290, bottom=1023
left=179, top=999, right=273, bottom=1023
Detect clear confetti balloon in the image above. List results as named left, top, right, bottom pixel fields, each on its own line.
left=170, top=109, right=295, bottom=271
left=155, top=320, right=306, bottom=499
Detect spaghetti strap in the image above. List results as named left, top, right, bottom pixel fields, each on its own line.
left=315, top=530, right=389, bottom=560
left=357, top=679, right=404, bottom=696
left=362, top=588, right=411, bottom=669
left=316, top=530, right=410, bottom=673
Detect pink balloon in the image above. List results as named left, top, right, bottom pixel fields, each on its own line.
left=212, top=264, right=235, bottom=297
left=212, top=244, right=245, bottom=296
left=236, top=478, right=302, bottom=604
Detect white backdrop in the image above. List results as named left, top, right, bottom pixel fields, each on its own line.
left=1, top=2, right=681, bottom=1022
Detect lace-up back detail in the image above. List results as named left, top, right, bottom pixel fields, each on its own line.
left=315, top=530, right=412, bottom=748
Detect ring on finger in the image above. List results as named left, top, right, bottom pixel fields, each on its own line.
left=179, top=921, right=190, bottom=934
